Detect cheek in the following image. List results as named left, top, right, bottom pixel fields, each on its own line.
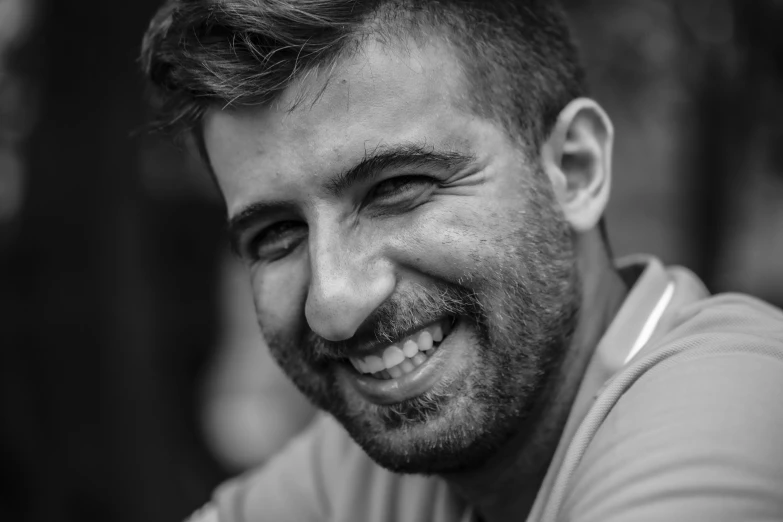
left=250, top=260, right=310, bottom=339
left=390, top=205, right=510, bottom=285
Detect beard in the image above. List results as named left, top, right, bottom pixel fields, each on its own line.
left=261, top=171, right=581, bottom=475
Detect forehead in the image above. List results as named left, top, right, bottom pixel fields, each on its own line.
left=203, top=38, right=481, bottom=214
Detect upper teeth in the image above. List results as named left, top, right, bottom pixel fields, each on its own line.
left=349, top=322, right=445, bottom=375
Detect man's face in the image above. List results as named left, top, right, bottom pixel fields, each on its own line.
left=204, top=39, right=581, bottom=474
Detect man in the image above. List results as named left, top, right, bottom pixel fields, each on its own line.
left=141, top=1, right=783, bottom=521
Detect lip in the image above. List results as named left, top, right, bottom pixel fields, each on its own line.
left=338, top=318, right=465, bottom=405
left=344, top=317, right=452, bottom=361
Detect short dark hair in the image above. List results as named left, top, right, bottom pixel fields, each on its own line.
left=141, top=0, right=587, bottom=151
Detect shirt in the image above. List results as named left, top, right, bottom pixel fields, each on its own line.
left=189, top=256, right=783, bottom=522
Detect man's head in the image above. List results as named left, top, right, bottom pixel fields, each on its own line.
left=142, top=0, right=586, bottom=152
left=142, top=0, right=615, bottom=474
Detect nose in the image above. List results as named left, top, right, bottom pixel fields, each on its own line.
left=305, top=225, right=395, bottom=342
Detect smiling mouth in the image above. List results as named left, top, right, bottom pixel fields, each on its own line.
left=345, top=317, right=456, bottom=380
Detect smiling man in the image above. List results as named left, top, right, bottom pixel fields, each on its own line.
left=142, top=1, right=783, bottom=521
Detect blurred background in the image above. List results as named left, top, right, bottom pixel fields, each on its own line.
left=1, top=0, right=781, bottom=521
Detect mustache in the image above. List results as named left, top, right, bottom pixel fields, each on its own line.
left=303, top=282, right=483, bottom=363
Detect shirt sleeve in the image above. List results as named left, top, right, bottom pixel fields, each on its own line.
left=560, top=344, right=783, bottom=522
left=194, top=414, right=337, bottom=522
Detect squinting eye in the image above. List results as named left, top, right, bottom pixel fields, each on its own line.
left=371, top=176, right=433, bottom=199
left=249, top=221, right=308, bottom=262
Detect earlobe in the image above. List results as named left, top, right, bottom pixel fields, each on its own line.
left=541, top=98, right=614, bottom=233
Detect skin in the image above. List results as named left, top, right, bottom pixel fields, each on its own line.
left=204, top=37, right=627, bottom=522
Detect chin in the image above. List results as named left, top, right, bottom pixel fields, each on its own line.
left=332, top=366, right=535, bottom=475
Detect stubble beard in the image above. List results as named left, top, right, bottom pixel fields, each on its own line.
left=263, top=176, right=581, bottom=475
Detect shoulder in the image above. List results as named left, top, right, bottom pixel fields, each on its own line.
left=201, top=413, right=372, bottom=522
left=184, top=505, right=219, bottom=522
left=664, top=291, right=783, bottom=347
left=202, top=412, right=451, bottom=522
left=560, top=297, right=783, bottom=521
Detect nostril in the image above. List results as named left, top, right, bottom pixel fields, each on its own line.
left=305, top=253, right=397, bottom=342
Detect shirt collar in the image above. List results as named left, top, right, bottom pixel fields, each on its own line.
left=526, top=255, right=675, bottom=521
left=588, top=254, right=675, bottom=384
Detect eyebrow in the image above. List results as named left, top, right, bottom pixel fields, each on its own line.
left=227, top=142, right=478, bottom=254
left=326, top=142, right=477, bottom=197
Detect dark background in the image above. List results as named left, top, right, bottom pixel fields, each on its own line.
left=1, top=1, right=781, bottom=521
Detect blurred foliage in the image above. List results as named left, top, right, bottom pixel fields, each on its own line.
left=0, top=0, right=39, bottom=236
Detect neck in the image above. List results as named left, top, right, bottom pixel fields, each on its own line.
left=442, top=233, right=628, bottom=522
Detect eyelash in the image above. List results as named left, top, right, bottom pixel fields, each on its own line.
left=247, top=221, right=307, bottom=262
left=370, top=175, right=433, bottom=200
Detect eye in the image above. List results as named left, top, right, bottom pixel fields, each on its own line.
left=248, top=221, right=308, bottom=262
left=370, top=175, right=434, bottom=201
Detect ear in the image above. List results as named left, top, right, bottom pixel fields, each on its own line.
left=540, top=98, right=614, bottom=233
